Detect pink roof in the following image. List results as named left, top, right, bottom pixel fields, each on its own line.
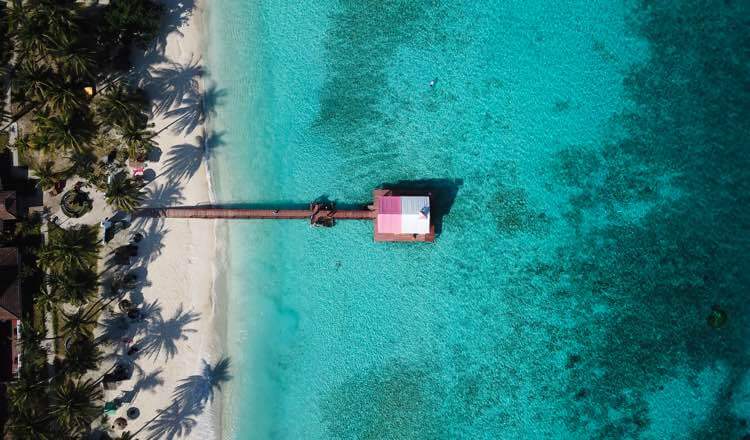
left=378, top=196, right=401, bottom=214
left=377, top=214, right=401, bottom=233
left=376, top=196, right=430, bottom=234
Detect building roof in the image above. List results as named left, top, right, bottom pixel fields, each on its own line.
left=0, top=248, right=21, bottom=320
left=376, top=196, right=430, bottom=234
left=0, top=191, right=17, bottom=221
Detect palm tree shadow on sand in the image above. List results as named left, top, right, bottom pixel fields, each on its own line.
left=172, top=357, right=232, bottom=412
left=144, top=57, right=204, bottom=117
left=122, top=357, right=231, bottom=440
left=146, top=402, right=198, bottom=440
left=136, top=305, right=199, bottom=361
left=158, top=129, right=225, bottom=183
left=163, top=85, right=227, bottom=136
left=162, top=143, right=205, bottom=182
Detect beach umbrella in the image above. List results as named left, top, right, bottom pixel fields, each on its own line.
left=115, top=417, right=128, bottom=430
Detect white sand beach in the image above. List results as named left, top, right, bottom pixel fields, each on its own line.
left=91, top=1, right=225, bottom=438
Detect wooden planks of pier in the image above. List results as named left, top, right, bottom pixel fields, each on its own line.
left=134, top=189, right=436, bottom=243
left=136, top=206, right=376, bottom=221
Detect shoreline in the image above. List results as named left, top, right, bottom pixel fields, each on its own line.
left=197, top=2, right=228, bottom=437
left=97, top=0, right=227, bottom=438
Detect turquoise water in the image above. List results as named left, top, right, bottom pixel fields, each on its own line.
left=207, top=1, right=750, bottom=438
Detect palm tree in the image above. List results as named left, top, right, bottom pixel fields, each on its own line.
left=7, top=66, right=54, bottom=118
left=10, top=66, right=83, bottom=116
left=34, top=112, right=93, bottom=154
left=50, top=38, right=94, bottom=82
left=60, top=307, right=97, bottom=341
left=63, top=335, right=102, bottom=377
left=39, top=80, right=86, bottom=116
left=7, top=1, right=56, bottom=63
left=50, top=378, right=102, bottom=435
left=100, top=0, right=164, bottom=50
left=118, top=120, right=156, bottom=160
left=38, top=224, right=100, bottom=273
left=94, top=84, right=148, bottom=130
left=28, top=158, right=63, bottom=191
left=35, top=283, right=57, bottom=315
left=66, top=147, right=97, bottom=179
left=7, top=366, right=46, bottom=411
left=26, top=129, right=56, bottom=155
left=5, top=407, right=56, bottom=440
left=105, top=172, right=145, bottom=212
left=47, top=268, right=99, bottom=306
left=16, top=323, right=48, bottom=369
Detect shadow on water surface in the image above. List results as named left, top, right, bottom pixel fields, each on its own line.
left=381, top=178, right=463, bottom=235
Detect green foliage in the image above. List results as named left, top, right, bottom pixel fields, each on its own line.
left=105, top=171, right=146, bottom=212
left=100, top=0, right=164, bottom=50
left=5, top=407, right=56, bottom=440
left=46, top=268, right=98, bottom=306
left=33, top=111, right=94, bottom=154
left=60, top=189, right=93, bottom=219
left=119, top=119, right=157, bottom=160
left=7, top=0, right=79, bottom=63
left=60, top=307, right=96, bottom=341
left=38, top=224, right=100, bottom=273
left=0, top=3, right=9, bottom=67
left=93, top=84, right=149, bottom=131
left=28, top=157, right=66, bottom=191
left=63, top=335, right=102, bottom=377
left=4, top=1, right=169, bottom=436
left=15, top=323, right=48, bottom=371
left=51, top=378, right=103, bottom=435
left=7, top=366, right=46, bottom=411
left=5, top=0, right=164, bottom=189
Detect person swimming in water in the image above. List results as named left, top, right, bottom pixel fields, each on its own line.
left=429, top=78, right=438, bottom=87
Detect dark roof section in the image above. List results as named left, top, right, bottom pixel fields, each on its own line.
left=0, top=191, right=16, bottom=221
left=0, top=248, right=21, bottom=320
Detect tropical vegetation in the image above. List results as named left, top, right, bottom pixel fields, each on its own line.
left=105, top=171, right=146, bottom=213
left=2, top=0, right=163, bottom=210
left=2, top=0, right=166, bottom=437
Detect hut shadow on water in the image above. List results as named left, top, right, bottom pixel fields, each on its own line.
left=380, top=178, right=463, bottom=235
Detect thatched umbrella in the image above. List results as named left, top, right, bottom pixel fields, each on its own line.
left=114, top=417, right=128, bottom=430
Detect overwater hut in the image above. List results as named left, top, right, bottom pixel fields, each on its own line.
left=372, top=189, right=435, bottom=242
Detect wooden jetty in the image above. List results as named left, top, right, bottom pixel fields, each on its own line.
left=135, top=189, right=435, bottom=242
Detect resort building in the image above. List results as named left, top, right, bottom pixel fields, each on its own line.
left=0, top=190, right=17, bottom=237
left=0, top=247, right=21, bottom=382
left=0, top=149, right=41, bottom=383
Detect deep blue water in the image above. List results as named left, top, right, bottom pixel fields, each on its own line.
left=207, top=1, right=750, bottom=438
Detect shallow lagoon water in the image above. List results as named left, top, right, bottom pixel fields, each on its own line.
left=207, top=1, right=750, bottom=438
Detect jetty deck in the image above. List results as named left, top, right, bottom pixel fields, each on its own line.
left=135, top=189, right=435, bottom=242
left=137, top=206, right=375, bottom=221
